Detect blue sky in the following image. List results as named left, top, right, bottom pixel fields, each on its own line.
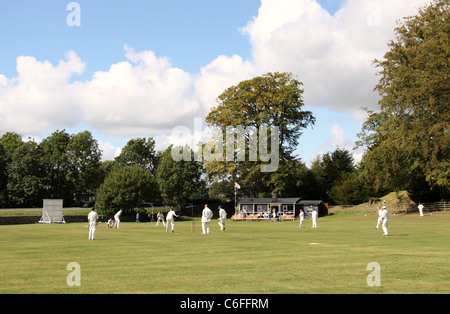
left=0, top=1, right=258, bottom=77
left=0, top=0, right=428, bottom=164
left=1, top=1, right=345, bottom=77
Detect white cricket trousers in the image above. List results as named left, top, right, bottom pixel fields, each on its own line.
left=376, top=217, right=382, bottom=229
left=89, top=223, right=97, bottom=240
left=312, top=218, right=317, bottom=228
left=382, top=219, right=389, bottom=235
left=299, top=218, right=305, bottom=228
left=114, top=218, right=120, bottom=229
left=156, top=218, right=165, bottom=227
left=218, top=219, right=225, bottom=231
left=166, top=218, right=174, bottom=232
left=202, top=222, right=210, bottom=234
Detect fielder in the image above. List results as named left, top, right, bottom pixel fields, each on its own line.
left=418, top=202, right=424, bottom=217
left=155, top=211, right=166, bottom=227
left=218, top=205, right=227, bottom=231
left=106, top=218, right=114, bottom=228
left=166, top=208, right=179, bottom=233
left=114, top=209, right=123, bottom=229
left=87, top=208, right=99, bottom=240
left=311, top=208, right=318, bottom=228
left=202, top=204, right=213, bottom=234
left=380, top=206, right=389, bottom=236
left=298, top=209, right=305, bottom=228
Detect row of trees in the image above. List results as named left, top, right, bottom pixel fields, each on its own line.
left=0, top=127, right=361, bottom=212
left=0, top=133, right=204, bottom=212
left=0, top=130, right=102, bottom=208
left=0, top=0, right=447, bottom=213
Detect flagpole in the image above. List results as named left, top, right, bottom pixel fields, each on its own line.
left=235, top=183, right=237, bottom=214
left=234, top=182, right=240, bottom=214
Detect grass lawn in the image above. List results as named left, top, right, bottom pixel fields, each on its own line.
left=0, top=211, right=449, bottom=294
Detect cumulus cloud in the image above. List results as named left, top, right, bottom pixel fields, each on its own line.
left=241, top=0, right=430, bottom=117
left=310, top=123, right=364, bottom=165
left=98, top=141, right=122, bottom=162
left=0, top=46, right=203, bottom=138
left=325, top=124, right=347, bottom=148
left=77, top=45, right=201, bottom=137
left=0, top=51, right=85, bottom=135
left=194, top=54, right=256, bottom=113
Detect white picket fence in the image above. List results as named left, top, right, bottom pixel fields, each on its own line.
left=328, top=201, right=449, bottom=214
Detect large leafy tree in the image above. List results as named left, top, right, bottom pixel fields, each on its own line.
left=114, top=137, right=160, bottom=175
left=310, top=148, right=355, bottom=203
left=6, top=140, right=44, bottom=207
left=206, top=72, right=315, bottom=157
left=358, top=0, right=449, bottom=201
left=96, top=165, right=159, bottom=214
left=0, top=133, right=45, bottom=207
left=0, top=133, right=24, bottom=207
left=204, top=72, right=315, bottom=196
left=40, top=130, right=73, bottom=203
left=156, top=145, right=204, bottom=204
left=40, top=130, right=102, bottom=205
left=66, top=131, right=103, bottom=202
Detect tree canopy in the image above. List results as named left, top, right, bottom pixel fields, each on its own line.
left=114, top=137, right=160, bottom=175
left=156, top=145, right=204, bottom=204
left=204, top=72, right=315, bottom=197
left=0, top=130, right=102, bottom=207
left=96, top=165, right=159, bottom=214
left=206, top=72, right=315, bottom=158
left=358, top=0, right=449, bottom=201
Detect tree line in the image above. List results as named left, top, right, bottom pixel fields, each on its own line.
left=0, top=128, right=366, bottom=212
left=0, top=0, right=447, bottom=213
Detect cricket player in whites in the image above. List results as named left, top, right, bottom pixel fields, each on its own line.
left=380, top=206, right=389, bottom=236
left=114, top=209, right=123, bottom=229
left=298, top=209, right=305, bottom=228
left=166, top=208, right=179, bottom=233
left=218, top=205, right=227, bottom=231
left=202, top=204, right=213, bottom=234
left=418, top=202, right=424, bottom=217
left=155, top=211, right=166, bottom=227
left=311, top=208, right=318, bottom=228
left=88, top=208, right=99, bottom=240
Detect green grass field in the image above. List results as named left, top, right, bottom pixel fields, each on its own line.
left=1, top=212, right=449, bottom=294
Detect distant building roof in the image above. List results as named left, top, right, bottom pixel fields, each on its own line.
left=298, top=200, right=324, bottom=205
left=238, top=198, right=325, bottom=205
left=238, top=197, right=301, bottom=204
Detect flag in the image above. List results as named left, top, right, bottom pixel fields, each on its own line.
left=235, top=182, right=241, bottom=189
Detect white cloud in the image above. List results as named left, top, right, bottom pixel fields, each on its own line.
left=325, top=124, right=347, bottom=148
left=241, top=0, right=430, bottom=117
left=0, top=51, right=85, bottom=135
left=77, top=45, right=201, bottom=137
left=98, top=141, right=122, bottom=162
left=314, top=123, right=364, bottom=165
left=0, top=46, right=204, bottom=139
left=194, top=54, right=256, bottom=113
